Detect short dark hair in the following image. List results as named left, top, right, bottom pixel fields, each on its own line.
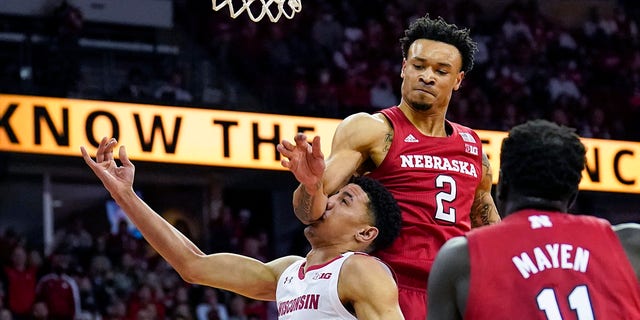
left=350, top=176, right=401, bottom=252
left=400, top=14, right=478, bottom=73
left=500, top=119, right=586, bottom=201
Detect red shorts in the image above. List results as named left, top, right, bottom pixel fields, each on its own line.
left=398, top=286, right=427, bottom=320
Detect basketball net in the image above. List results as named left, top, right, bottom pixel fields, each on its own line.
left=211, top=0, right=302, bottom=23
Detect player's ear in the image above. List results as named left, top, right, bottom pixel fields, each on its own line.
left=356, top=226, right=378, bottom=244
left=453, top=71, right=465, bottom=90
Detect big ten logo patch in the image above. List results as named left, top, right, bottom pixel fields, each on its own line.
left=465, top=144, right=478, bottom=155
left=312, top=272, right=332, bottom=280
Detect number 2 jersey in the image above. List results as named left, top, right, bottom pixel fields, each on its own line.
left=368, top=106, right=484, bottom=291
left=465, top=209, right=640, bottom=319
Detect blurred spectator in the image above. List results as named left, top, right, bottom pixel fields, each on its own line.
left=0, top=308, right=12, bottom=320
left=240, top=237, right=267, bottom=263
left=548, top=70, right=581, bottom=102
left=310, top=68, right=339, bottom=116
left=339, top=73, right=370, bottom=113
left=105, top=220, right=139, bottom=266
left=2, top=245, right=38, bottom=319
left=167, top=286, right=194, bottom=320
left=311, top=10, right=344, bottom=58
left=103, top=298, right=127, bottom=320
left=46, top=0, right=84, bottom=97
left=35, top=251, right=81, bottom=320
left=502, top=10, right=533, bottom=44
left=195, top=288, right=229, bottom=320
left=87, top=255, right=112, bottom=316
left=227, top=294, right=248, bottom=320
left=370, top=77, right=397, bottom=109
left=125, top=284, right=165, bottom=320
left=30, top=302, right=48, bottom=320
left=53, top=218, right=93, bottom=268
left=53, top=0, right=84, bottom=44
left=243, top=300, right=268, bottom=320
left=154, top=70, right=193, bottom=103
left=117, top=67, right=151, bottom=102
left=0, top=229, right=22, bottom=266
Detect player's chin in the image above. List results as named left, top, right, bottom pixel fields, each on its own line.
left=409, top=101, right=434, bottom=112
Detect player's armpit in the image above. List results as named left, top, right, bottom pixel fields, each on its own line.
left=470, top=152, right=500, bottom=227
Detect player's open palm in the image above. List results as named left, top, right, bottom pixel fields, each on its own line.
left=278, top=133, right=325, bottom=189
left=81, top=137, right=135, bottom=196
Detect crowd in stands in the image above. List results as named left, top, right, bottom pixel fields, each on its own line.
left=170, top=0, right=640, bottom=140
left=0, top=206, right=276, bottom=320
left=1, top=0, right=639, bottom=140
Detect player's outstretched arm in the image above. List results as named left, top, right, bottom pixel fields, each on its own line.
left=427, top=236, right=470, bottom=320
left=470, top=152, right=501, bottom=227
left=82, top=137, right=301, bottom=300
left=339, top=254, right=404, bottom=320
left=613, top=223, right=640, bottom=282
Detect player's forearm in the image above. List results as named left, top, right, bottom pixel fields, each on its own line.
left=110, top=188, right=203, bottom=272
left=292, top=183, right=327, bottom=224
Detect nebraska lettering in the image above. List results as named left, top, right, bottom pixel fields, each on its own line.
left=400, top=154, right=478, bottom=178
left=278, top=294, right=320, bottom=316
left=512, top=243, right=590, bottom=279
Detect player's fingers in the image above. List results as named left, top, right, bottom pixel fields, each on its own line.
left=280, top=159, right=291, bottom=168
left=280, top=139, right=295, bottom=150
left=96, top=137, right=108, bottom=162
left=311, top=136, right=323, bottom=158
left=80, top=146, right=105, bottom=177
left=103, top=138, right=117, bottom=162
left=80, top=146, right=95, bottom=166
left=277, top=144, right=290, bottom=156
left=294, top=132, right=308, bottom=146
left=119, top=146, right=134, bottom=168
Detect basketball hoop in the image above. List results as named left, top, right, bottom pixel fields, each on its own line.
left=211, top=0, right=302, bottom=23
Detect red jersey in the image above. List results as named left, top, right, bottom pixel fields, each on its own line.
left=368, top=106, right=483, bottom=290
left=465, top=210, right=640, bottom=319
left=3, top=265, right=38, bottom=315
left=36, top=273, right=81, bottom=320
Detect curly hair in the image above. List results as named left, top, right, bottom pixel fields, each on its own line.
left=350, top=176, right=401, bottom=252
left=399, top=14, right=478, bottom=73
left=500, top=119, right=586, bottom=201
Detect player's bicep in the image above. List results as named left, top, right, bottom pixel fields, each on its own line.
left=324, top=113, right=383, bottom=194
left=470, top=152, right=500, bottom=227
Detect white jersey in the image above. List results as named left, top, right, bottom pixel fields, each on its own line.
left=276, top=252, right=390, bottom=319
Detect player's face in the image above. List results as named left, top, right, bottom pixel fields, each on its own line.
left=400, top=39, right=464, bottom=112
left=304, top=183, right=374, bottom=247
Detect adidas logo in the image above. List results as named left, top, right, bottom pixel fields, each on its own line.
left=404, top=134, right=419, bottom=143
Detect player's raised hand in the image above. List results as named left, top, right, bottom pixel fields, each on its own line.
left=277, top=133, right=325, bottom=190
left=81, top=137, right=135, bottom=196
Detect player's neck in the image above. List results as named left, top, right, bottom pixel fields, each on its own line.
left=305, top=247, right=352, bottom=269
left=398, top=103, right=448, bottom=137
left=503, top=195, right=570, bottom=217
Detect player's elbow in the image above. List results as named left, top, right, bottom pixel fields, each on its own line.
left=173, top=255, right=209, bottom=285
